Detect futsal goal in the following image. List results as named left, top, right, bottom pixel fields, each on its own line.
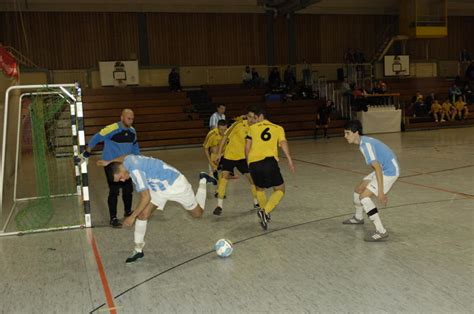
left=0, top=83, right=91, bottom=235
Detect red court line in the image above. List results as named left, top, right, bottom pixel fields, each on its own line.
left=86, top=228, right=117, bottom=314
left=291, top=157, right=474, bottom=199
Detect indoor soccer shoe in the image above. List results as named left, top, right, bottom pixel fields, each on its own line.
left=257, top=209, right=268, bottom=230
left=364, top=231, right=389, bottom=242
left=342, top=216, right=364, bottom=225
left=110, top=218, right=122, bottom=228
left=199, top=172, right=217, bottom=185
left=125, top=250, right=144, bottom=264
left=213, top=206, right=223, bottom=216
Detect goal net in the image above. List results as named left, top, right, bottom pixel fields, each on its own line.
left=1, top=84, right=91, bottom=234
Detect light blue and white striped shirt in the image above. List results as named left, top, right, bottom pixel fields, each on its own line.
left=209, top=112, right=226, bottom=129
left=359, top=136, right=400, bottom=177
left=123, top=155, right=180, bottom=192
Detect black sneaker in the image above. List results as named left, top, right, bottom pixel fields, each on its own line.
left=253, top=203, right=260, bottom=210
left=110, top=218, right=122, bottom=228
left=214, top=192, right=226, bottom=199
left=124, top=211, right=132, bottom=218
left=257, top=209, right=268, bottom=230
left=125, top=250, right=144, bottom=264
left=266, top=213, right=271, bottom=222
left=213, top=206, right=223, bottom=215
left=199, top=172, right=217, bottom=185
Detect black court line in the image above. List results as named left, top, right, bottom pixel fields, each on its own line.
left=89, top=197, right=465, bottom=313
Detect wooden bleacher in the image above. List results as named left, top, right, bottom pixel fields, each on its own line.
left=204, top=84, right=346, bottom=138
left=82, top=88, right=207, bottom=148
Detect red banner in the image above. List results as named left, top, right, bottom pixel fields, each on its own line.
left=0, top=46, right=19, bottom=79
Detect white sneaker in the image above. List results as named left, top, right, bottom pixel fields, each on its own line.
left=364, top=230, right=389, bottom=242
left=342, top=216, right=364, bottom=225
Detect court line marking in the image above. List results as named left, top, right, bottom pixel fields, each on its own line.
left=290, top=157, right=474, bottom=199
left=399, top=164, right=474, bottom=178
left=89, top=197, right=466, bottom=313
left=86, top=228, right=117, bottom=314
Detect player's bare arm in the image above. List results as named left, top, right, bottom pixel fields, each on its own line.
left=123, top=189, right=152, bottom=227
left=279, top=140, right=295, bottom=173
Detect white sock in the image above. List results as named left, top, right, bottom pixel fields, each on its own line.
left=195, top=178, right=207, bottom=209
left=217, top=198, right=224, bottom=207
left=134, top=219, right=147, bottom=252
left=353, top=192, right=364, bottom=220
left=361, top=197, right=386, bottom=233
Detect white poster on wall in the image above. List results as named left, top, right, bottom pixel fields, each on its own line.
left=99, top=60, right=139, bottom=86
left=384, top=55, right=410, bottom=77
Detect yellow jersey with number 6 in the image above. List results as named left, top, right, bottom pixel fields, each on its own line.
left=247, top=120, right=286, bottom=163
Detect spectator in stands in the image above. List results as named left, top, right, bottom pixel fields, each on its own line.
left=354, top=49, right=366, bottom=64
left=462, top=82, right=473, bottom=104
left=412, top=91, right=427, bottom=117
left=242, top=66, right=252, bottom=88
left=251, top=67, right=263, bottom=88
left=284, top=65, right=296, bottom=91
left=343, top=49, right=354, bottom=64
left=352, top=85, right=368, bottom=111
left=268, top=67, right=282, bottom=91
left=424, top=91, right=436, bottom=112
left=340, top=77, right=352, bottom=96
left=465, top=61, right=474, bottom=80
left=209, top=104, right=226, bottom=129
left=315, top=100, right=333, bottom=139
left=454, top=96, right=469, bottom=120
left=168, top=68, right=182, bottom=92
left=302, top=59, right=312, bottom=87
left=448, top=83, right=462, bottom=103
left=373, top=80, right=387, bottom=94
left=459, top=48, right=472, bottom=62
left=442, top=97, right=456, bottom=121
left=429, top=99, right=444, bottom=123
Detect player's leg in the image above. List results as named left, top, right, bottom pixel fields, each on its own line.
left=254, top=158, right=285, bottom=230
left=359, top=174, right=397, bottom=242
left=343, top=179, right=370, bottom=224
left=104, top=165, right=121, bottom=227
left=214, top=158, right=235, bottom=215
left=122, top=178, right=133, bottom=217
left=126, top=202, right=158, bottom=264
left=238, top=160, right=259, bottom=209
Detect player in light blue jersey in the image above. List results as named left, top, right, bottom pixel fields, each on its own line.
left=342, top=120, right=400, bottom=242
left=98, top=155, right=216, bottom=263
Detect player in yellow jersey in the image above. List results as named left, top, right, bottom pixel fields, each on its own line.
left=213, top=115, right=259, bottom=215
left=454, top=96, right=469, bottom=120
left=441, top=97, right=456, bottom=121
left=203, top=119, right=227, bottom=181
left=245, top=104, right=295, bottom=230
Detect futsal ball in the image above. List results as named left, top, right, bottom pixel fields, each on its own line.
left=214, top=239, right=233, bottom=257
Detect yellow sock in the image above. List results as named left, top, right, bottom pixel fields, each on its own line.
left=256, top=190, right=267, bottom=208
left=251, top=184, right=259, bottom=204
left=216, top=177, right=228, bottom=199
left=263, top=190, right=284, bottom=214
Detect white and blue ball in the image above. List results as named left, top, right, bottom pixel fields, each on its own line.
left=214, top=239, right=233, bottom=257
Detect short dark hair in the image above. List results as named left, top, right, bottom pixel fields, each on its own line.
left=217, top=103, right=225, bottom=109
left=217, top=119, right=227, bottom=127
left=247, top=104, right=266, bottom=117
left=109, top=162, right=122, bottom=175
left=344, top=120, right=363, bottom=135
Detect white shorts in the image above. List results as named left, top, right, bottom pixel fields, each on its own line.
left=149, top=175, right=197, bottom=211
left=363, top=172, right=398, bottom=195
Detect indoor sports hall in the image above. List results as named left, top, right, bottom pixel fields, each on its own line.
left=1, top=0, right=473, bottom=313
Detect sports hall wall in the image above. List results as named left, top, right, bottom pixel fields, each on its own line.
left=1, top=12, right=473, bottom=71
